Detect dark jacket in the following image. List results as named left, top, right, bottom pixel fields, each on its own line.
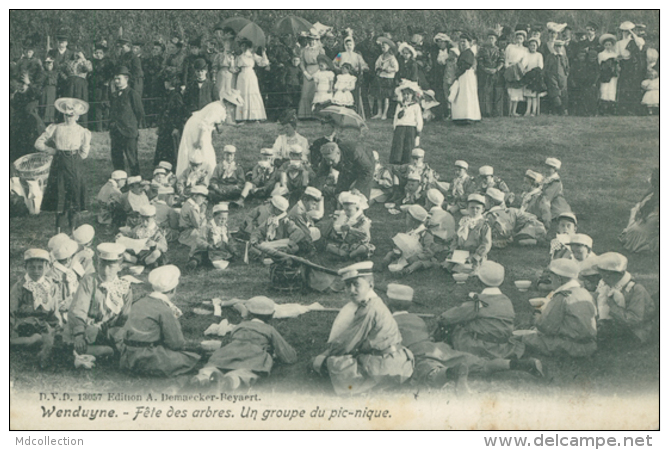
left=183, top=79, right=219, bottom=114
left=109, top=87, right=145, bottom=137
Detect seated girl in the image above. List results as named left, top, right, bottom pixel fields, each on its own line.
left=324, top=192, right=375, bottom=260
left=117, top=204, right=168, bottom=269
left=271, top=110, right=309, bottom=168
left=235, top=148, right=280, bottom=208
left=10, top=249, right=60, bottom=368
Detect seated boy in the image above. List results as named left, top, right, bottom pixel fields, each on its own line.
left=425, top=188, right=456, bottom=242
left=443, top=194, right=492, bottom=274
left=235, top=148, right=280, bottom=208
left=541, top=157, right=572, bottom=224
left=178, top=186, right=210, bottom=269
left=156, top=161, right=177, bottom=188
left=10, top=249, right=60, bottom=368
left=191, top=202, right=238, bottom=268
left=48, top=238, right=80, bottom=322
left=176, top=150, right=210, bottom=199
left=549, top=212, right=578, bottom=260
left=209, top=145, right=246, bottom=203
left=97, top=170, right=126, bottom=225
left=72, top=224, right=96, bottom=277
left=274, top=145, right=314, bottom=204
left=249, top=195, right=306, bottom=257
left=472, top=165, right=514, bottom=208
left=390, top=148, right=441, bottom=204
left=151, top=186, right=180, bottom=243
left=117, top=204, right=168, bottom=269
left=382, top=204, right=435, bottom=274
left=484, top=187, right=546, bottom=248
left=323, top=192, right=375, bottom=260
left=113, top=175, right=151, bottom=228
left=369, top=150, right=394, bottom=205
left=287, top=186, right=324, bottom=248
left=445, top=160, right=474, bottom=214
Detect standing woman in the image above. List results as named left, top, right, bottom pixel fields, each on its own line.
left=40, top=56, right=58, bottom=124
left=597, top=34, right=619, bottom=116
left=212, top=28, right=239, bottom=125
left=615, top=22, right=645, bottom=115
left=298, top=30, right=325, bottom=119
left=235, top=39, right=269, bottom=122
left=504, top=30, right=529, bottom=117
left=35, top=98, right=91, bottom=234
left=449, top=34, right=481, bottom=123
left=333, top=34, right=370, bottom=118
left=64, top=49, right=93, bottom=128
left=522, top=38, right=545, bottom=116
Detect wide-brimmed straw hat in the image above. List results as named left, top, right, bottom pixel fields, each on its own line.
left=54, top=98, right=89, bottom=116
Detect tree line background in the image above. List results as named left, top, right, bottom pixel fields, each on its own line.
left=10, top=10, right=659, bottom=57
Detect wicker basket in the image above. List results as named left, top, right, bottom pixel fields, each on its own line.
left=13, top=153, right=53, bottom=190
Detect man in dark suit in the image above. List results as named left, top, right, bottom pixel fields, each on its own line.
left=183, top=58, right=219, bottom=114
left=47, top=32, right=73, bottom=97
left=143, top=41, right=166, bottom=127
left=182, top=36, right=205, bottom=87
left=89, top=44, right=114, bottom=131
left=115, top=37, right=144, bottom=97
left=109, top=66, right=145, bottom=176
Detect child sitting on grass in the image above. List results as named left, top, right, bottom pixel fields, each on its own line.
left=191, top=296, right=297, bottom=391
left=324, top=191, right=375, bottom=260
left=48, top=238, right=80, bottom=322
left=382, top=204, right=436, bottom=275
left=10, top=249, right=60, bottom=368
left=369, top=151, right=394, bottom=206
left=443, top=194, right=492, bottom=274
left=208, top=145, right=246, bottom=203
left=234, top=148, right=280, bottom=208
left=117, top=204, right=168, bottom=269
left=274, top=145, right=315, bottom=204
left=191, top=202, right=238, bottom=269
left=97, top=170, right=126, bottom=226
left=113, top=175, right=151, bottom=228
left=175, top=150, right=211, bottom=199
left=178, top=186, right=210, bottom=270
left=72, top=224, right=96, bottom=277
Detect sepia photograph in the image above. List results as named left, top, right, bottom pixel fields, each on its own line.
left=7, top=7, right=660, bottom=432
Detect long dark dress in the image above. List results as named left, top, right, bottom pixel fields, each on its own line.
left=40, top=70, right=58, bottom=124
left=10, top=86, right=45, bottom=168
left=154, top=88, right=187, bottom=167
left=617, top=38, right=645, bottom=115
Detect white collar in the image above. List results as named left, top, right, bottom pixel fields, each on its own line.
left=487, top=205, right=505, bottom=213
left=149, top=291, right=170, bottom=302
left=555, top=279, right=581, bottom=293
left=481, top=287, right=502, bottom=295
left=251, top=318, right=265, bottom=324
left=544, top=173, right=560, bottom=183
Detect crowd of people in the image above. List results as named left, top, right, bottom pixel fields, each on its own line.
left=9, top=16, right=659, bottom=396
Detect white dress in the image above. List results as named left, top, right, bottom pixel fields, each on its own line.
left=312, top=70, right=335, bottom=105
left=212, top=49, right=237, bottom=123
left=641, top=78, right=659, bottom=107
left=450, top=49, right=481, bottom=121
left=332, top=74, right=356, bottom=106
left=522, top=51, right=544, bottom=98
left=504, top=44, right=529, bottom=102
left=598, top=50, right=618, bottom=102
left=235, top=51, right=269, bottom=121
left=175, top=102, right=226, bottom=181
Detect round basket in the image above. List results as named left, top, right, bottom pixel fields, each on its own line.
left=13, top=153, right=53, bottom=190
left=269, top=262, right=304, bottom=293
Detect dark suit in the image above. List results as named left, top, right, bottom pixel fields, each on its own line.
left=47, top=48, right=74, bottom=96
left=314, top=142, right=374, bottom=200
left=117, top=51, right=144, bottom=97
left=109, top=87, right=145, bottom=175
left=183, top=79, right=219, bottom=114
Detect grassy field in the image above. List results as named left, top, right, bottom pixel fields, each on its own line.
left=9, top=114, right=659, bottom=400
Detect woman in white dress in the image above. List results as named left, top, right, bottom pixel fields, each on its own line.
left=298, top=31, right=325, bottom=119
left=597, top=34, right=619, bottom=115
left=504, top=31, right=530, bottom=117
left=449, top=34, right=481, bottom=123
left=175, top=101, right=227, bottom=181
left=333, top=35, right=369, bottom=116
left=212, top=29, right=238, bottom=124
left=235, top=39, right=269, bottom=122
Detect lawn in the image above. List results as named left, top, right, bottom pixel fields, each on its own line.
left=9, top=114, right=660, bottom=404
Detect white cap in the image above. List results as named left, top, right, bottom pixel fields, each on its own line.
left=304, top=186, right=323, bottom=200
left=190, top=185, right=209, bottom=196
left=478, top=261, right=505, bottom=287
left=223, top=145, right=237, bottom=154
left=189, top=150, right=204, bottom=164
left=467, top=193, right=486, bottom=206
left=340, top=192, right=360, bottom=206
left=619, top=21, right=635, bottom=31
left=72, top=224, right=95, bottom=245
left=400, top=204, right=429, bottom=222
left=386, top=283, right=414, bottom=301
left=545, top=157, right=562, bottom=170
left=246, top=296, right=276, bottom=315
left=579, top=258, right=599, bottom=277
left=569, top=233, right=593, bottom=249
left=485, top=187, right=505, bottom=204
left=407, top=171, right=421, bottom=181
left=596, top=252, right=628, bottom=273
left=260, top=148, right=275, bottom=156
left=48, top=233, right=70, bottom=251
left=153, top=167, right=167, bottom=176
left=270, top=195, right=289, bottom=212
left=52, top=238, right=79, bottom=261
left=426, top=188, right=444, bottom=206
left=24, top=248, right=50, bottom=262
left=548, top=258, right=580, bottom=279
left=111, top=170, right=128, bottom=180
left=127, top=175, right=142, bottom=185
left=525, top=169, right=543, bottom=183
left=455, top=160, right=468, bottom=170
left=479, top=165, right=494, bottom=176
left=557, top=212, right=578, bottom=225
left=139, top=204, right=157, bottom=217
left=97, top=242, right=126, bottom=261
left=411, top=148, right=425, bottom=158
left=338, top=261, right=374, bottom=281
left=213, top=202, right=229, bottom=214
left=148, top=264, right=181, bottom=293
left=157, top=161, right=173, bottom=171
left=288, top=144, right=303, bottom=154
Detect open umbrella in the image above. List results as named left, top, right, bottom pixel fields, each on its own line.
left=220, top=16, right=251, bottom=33
left=237, top=22, right=266, bottom=49
left=318, top=106, right=367, bottom=130
left=275, top=16, right=312, bottom=35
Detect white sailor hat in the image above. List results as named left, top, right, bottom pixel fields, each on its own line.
left=148, top=264, right=181, bottom=293
left=400, top=204, right=429, bottom=222
left=545, top=157, right=562, bottom=170
left=270, top=195, right=289, bottom=212
left=596, top=252, right=628, bottom=273
left=569, top=233, right=593, bottom=249
left=72, top=224, right=95, bottom=245
left=557, top=212, right=577, bottom=225
left=153, top=167, right=167, bottom=176
left=213, top=202, right=229, bottom=214
left=411, top=148, right=425, bottom=158
left=579, top=258, right=600, bottom=277
left=288, top=144, right=303, bottom=154
left=223, top=145, right=237, bottom=153
left=304, top=186, right=323, bottom=200
left=467, top=193, right=487, bottom=206
left=485, top=187, right=506, bottom=204
left=111, top=170, right=128, bottom=180
left=190, top=185, right=209, bottom=197
left=479, top=165, right=494, bottom=176
left=189, top=151, right=205, bottom=164
left=455, top=160, right=469, bottom=170
left=340, top=192, right=360, bottom=205
left=127, top=175, right=142, bottom=185
left=478, top=261, right=505, bottom=287
left=246, top=296, right=276, bottom=315
left=386, top=283, right=414, bottom=301
left=157, top=161, right=173, bottom=171
left=407, top=171, right=422, bottom=181
left=525, top=169, right=543, bottom=183
left=338, top=261, right=374, bottom=282
left=97, top=242, right=126, bottom=261
left=52, top=238, right=79, bottom=261
left=260, top=148, right=275, bottom=156
left=619, top=21, right=636, bottom=31
left=24, top=248, right=50, bottom=262
left=139, top=204, right=157, bottom=217
left=548, top=258, right=580, bottom=279
left=48, top=233, right=70, bottom=251
left=426, top=188, right=444, bottom=206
